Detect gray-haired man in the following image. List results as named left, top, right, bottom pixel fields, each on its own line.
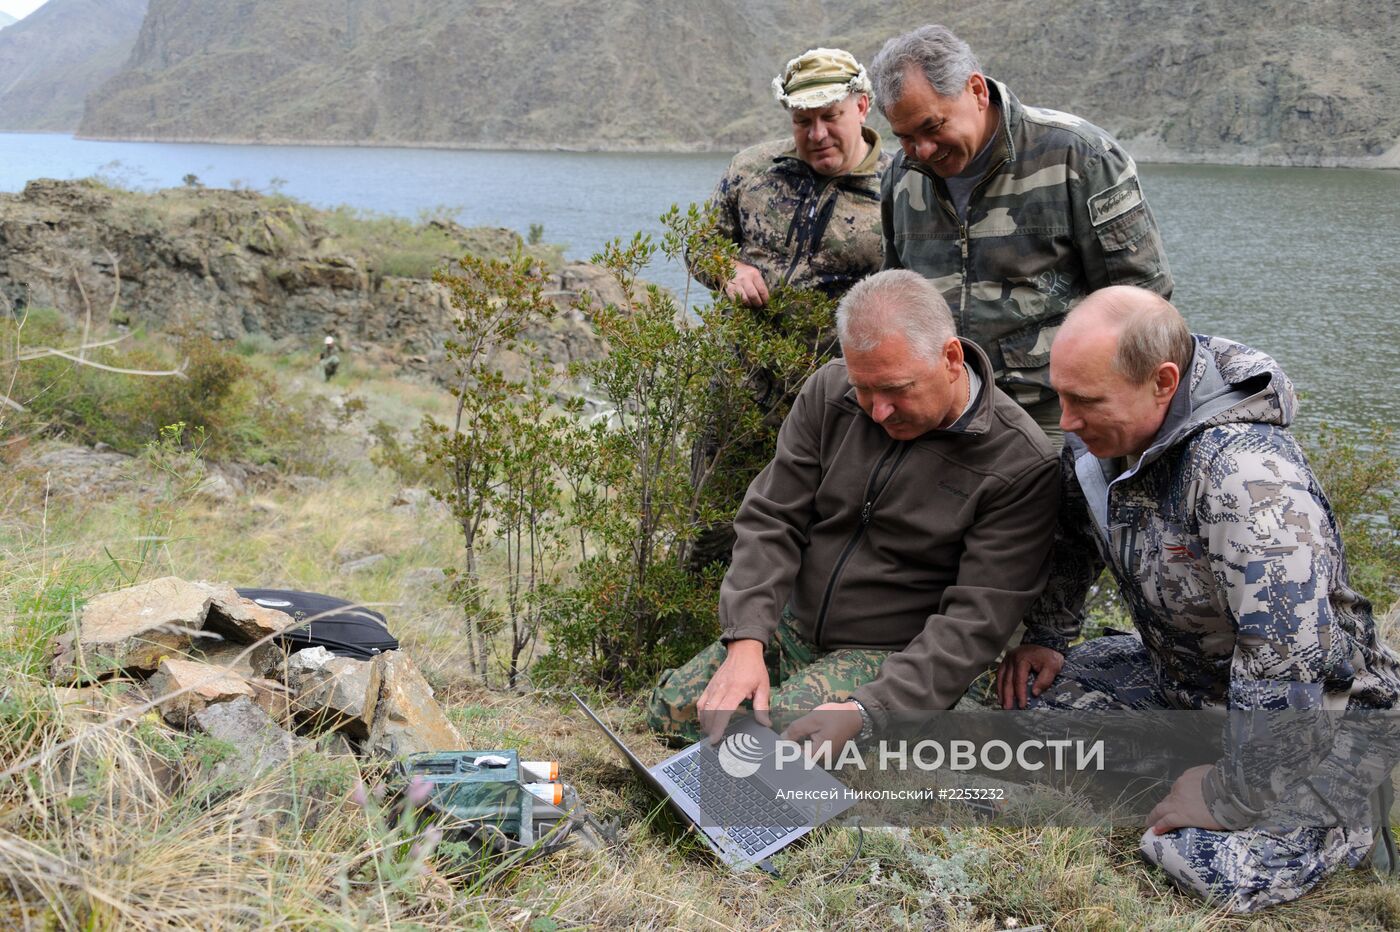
left=870, top=25, right=1173, bottom=444
left=649, top=269, right=1059, bottom=753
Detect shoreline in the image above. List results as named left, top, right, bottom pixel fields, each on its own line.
left=0, top=128, right=1381, bottom=171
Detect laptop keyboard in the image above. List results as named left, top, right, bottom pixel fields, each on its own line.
left=662, top=753, right=807, bottom=856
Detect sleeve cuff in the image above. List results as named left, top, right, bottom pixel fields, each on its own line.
left=720, top=627, right=772, bottom=647
left=1202, top=763, right=1261, bottom=831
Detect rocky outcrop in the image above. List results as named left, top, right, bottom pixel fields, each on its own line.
left=149, top=658, right=256, bottom=727
left=50, top=577, right=468, bottom=765
left=367, top=650, right=465, bottom=758
left=51, top=576, right=212, bottom=681
left=0, top=179, right=625, bottom=381
left=71, top=0, right=1400, bottom=168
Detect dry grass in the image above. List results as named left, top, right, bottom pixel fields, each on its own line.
left=1, top=352, right=1398, bottom=930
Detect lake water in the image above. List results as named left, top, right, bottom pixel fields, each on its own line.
left=1, top=132, right=1397, bottom=446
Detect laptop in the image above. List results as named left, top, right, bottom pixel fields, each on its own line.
left=573, top=693, right=856, bottom=870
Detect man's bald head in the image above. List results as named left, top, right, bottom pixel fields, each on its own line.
left=1051, top=286, right=1192, bottom=459
left=1061, top=286, right=1193, bottom=386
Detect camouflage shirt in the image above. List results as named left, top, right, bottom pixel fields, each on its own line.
left=1025, top=335, right=1400, bottom=713
left=882, top=79, right=1172, bottom=407
left=696, top=126, right=892, bottom=300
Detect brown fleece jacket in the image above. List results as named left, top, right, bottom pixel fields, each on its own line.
left=719, top=339, right=1060, bottom=730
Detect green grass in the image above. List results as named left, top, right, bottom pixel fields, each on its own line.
left=1, top=341, right=1398, bottom=929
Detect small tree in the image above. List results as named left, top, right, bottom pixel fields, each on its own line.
left=419, top=253, right=571, bottom=686
left=539, top=205, right=831, bottom=689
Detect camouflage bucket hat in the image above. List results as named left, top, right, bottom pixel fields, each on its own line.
left=773, top=47, right=873, bottom=109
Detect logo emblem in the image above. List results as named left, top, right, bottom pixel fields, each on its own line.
left=717, top=732, right=765, bottom=779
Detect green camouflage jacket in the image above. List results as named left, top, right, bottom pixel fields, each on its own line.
left=696, top=126, right=892, bottom=300
left=882, top=79, right=1172, bottom=407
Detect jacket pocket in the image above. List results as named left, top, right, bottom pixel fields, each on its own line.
left=1095, top=205, right=1165, bottom=286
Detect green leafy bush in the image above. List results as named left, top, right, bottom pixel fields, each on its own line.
left=1, top=314, right=329, bottom=472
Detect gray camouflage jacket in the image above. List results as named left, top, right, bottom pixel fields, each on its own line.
left=696, top=126, right=892, bottom=300
left=720, top=340, right=1059, bottom=727
left=1024, top=336, right=1400, bottom=821
left=882, top=79, right=1172, bottom=407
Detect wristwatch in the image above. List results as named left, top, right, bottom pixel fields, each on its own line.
left=848, top=697, right=875, bottom=741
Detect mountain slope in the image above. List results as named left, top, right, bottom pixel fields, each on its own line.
left=0, top=0, right=146, bottom=132
left=0, top=12, right=16, bottom=30
left=75, top=0, right=1400, bottom=166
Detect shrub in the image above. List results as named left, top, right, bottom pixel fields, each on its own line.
left=1, top=317, right=330, bottom=473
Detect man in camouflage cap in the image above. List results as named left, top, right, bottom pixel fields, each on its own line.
left=996, top=286, right=1400, bottom=911
left=870, top=26, right=1173, bottom=445
left=693, top=46, right=892, bottom=307
left=687, top=48, right=895, bottom=573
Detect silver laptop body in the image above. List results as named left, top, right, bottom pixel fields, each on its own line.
left=573, top=693, right=856, bottom=869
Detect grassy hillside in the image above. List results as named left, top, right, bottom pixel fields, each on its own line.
left=2, top=320, right=1399, bottom=927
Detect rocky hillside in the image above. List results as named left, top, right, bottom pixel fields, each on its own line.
left=0, top=179, right=621, bottom=378
left=72, top=0, right=1399, bottom=167
left=0, top=0, right=146, bottom=132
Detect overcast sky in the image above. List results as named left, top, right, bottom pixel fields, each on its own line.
left=0, top=0, right=47, bottom=20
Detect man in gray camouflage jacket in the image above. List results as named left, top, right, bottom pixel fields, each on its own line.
left=870, top=25, right=1172, bottom=443
left=996, top=286, right=1400, bottom=912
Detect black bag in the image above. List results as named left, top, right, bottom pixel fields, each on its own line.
left=235, top=588, right=399, bottom=660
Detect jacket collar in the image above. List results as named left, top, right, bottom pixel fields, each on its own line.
left=1066, top=334, right=1297, bottom=538
left=776, top=126, right=885, bottom=179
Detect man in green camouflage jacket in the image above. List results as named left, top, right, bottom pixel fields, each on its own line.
left=996, top=286, right=1400, bottom=912
left=693, top=47, right=893, bottom=308
left=870, top=25, right=1173, bottom=443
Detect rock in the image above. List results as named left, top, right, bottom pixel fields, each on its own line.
left=190, top=641, right=256, bottom=678
left=194, top=582, right=297, bottom=645
left=366, top=651, right=464, bottom=759
left=339, top=553, right=386, bottom=574
left=148, top=658, right=255, bottom=727
left=288, top=653, right=381, bottom=738
left=25, top=443, right=147, bottom=500
left=190, top=696, right=310, bottom=779
left=402, top=567, right=447, bottom=589
left=316, top=731, right=358, bottom=758
left=52, top=576, right=212, bottom=682
left=196, top=471, right=238, bottom=503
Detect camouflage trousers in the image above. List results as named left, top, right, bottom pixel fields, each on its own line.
left=646, top=612, right=888, bottom=745
left=1030, top=634, right=1375, bottom=913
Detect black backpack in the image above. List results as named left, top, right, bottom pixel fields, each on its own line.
left=235, top=588, right=399, bottom=660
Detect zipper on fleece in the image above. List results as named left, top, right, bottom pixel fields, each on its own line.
left=811, top=438, right=910, bottom=647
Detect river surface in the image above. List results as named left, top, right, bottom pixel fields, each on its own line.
left=0, top=132, right=1396, bottom=444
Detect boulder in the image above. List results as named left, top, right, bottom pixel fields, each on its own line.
left=190, top=696, right=310, bottom=780
left=366, top=650, right=463, bottom=759
left=148, top=658, right=255, bottom=727
left=339, top=553, right=386, bottom=574
left=286, top=648, right=381, bottom=738
left=51, top=576, right=212, bottom=682
left=195, top=582, right=297, bottom=645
